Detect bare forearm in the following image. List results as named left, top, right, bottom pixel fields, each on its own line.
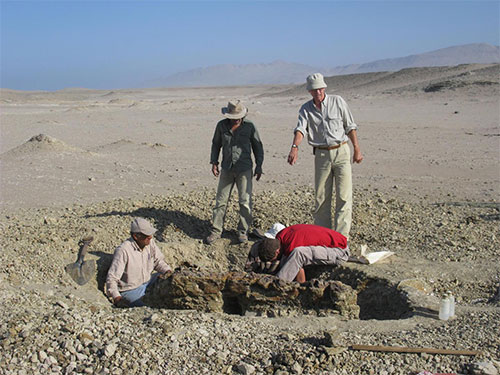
left=348, top=130, right=363, bottom=164
left=292, top=131, right=304, bottom=146
left=287, top=131, right=304, bottom=165
left=347, top=130, right=360, bottom=149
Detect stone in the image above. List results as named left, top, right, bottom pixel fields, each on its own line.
left=79, top=332, right=93, bottom=342
left=323, top=330, right=339, bottom=347
left=145, top=268, right=227, bottom=312
left=291, top=361, right=303, bottom=374
left=104, top=343, right=118, bottom=357
left=147, top=313, right=160, bottom=323
left=470, top=361, right=498, bottom=375
left=56, top=300, right=69, bottom=309
left=493, top=360, right=500, bottom=371
left=47, top=355, right=57, bottom=365
left=236, top=362, right=256, bottom=375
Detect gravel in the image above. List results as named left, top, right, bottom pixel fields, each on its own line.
left=1, top=187, right=499, bottom=374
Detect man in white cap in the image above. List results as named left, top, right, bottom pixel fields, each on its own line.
left=287, top=73, right=363, bottom=238
left=206, top=100, right=264, bottom=244
left=106, top=217, right=172, bottom=307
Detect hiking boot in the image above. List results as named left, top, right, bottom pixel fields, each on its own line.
left=205, top=232, right=220, bottom=245
left=237, top=232, right=248, bottom=244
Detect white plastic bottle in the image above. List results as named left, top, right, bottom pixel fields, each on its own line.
left=439, top=296, right=450, bottom=320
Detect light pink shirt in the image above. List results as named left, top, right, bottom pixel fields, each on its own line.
left=105, top=238, right=172, bottom=300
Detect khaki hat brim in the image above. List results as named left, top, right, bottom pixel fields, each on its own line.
left=222, top=107, right=248, bottom=119
left=307, top=83, right=327, bottom=91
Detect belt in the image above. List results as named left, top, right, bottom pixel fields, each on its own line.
left=315, top=141, right=347, bottom=150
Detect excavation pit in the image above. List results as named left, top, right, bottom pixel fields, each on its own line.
left=144, top=266, right=426, bottom=321
left=307, top=265, right=414, bottom=320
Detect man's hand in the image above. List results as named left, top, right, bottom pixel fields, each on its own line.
left=352, top=148, right=363, bottom=164
left=254, top=172, right=262, bottom=181
left=288, top=132, right=303, bottom=165
left=287, top=148, right=298, bottom=165
left=113, top=296, right=129, bottom=308
left=211, top=164, right=220, bottom=177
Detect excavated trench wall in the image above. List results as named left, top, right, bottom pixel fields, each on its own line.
left=144, top=265, right=421, bottom=321
left=307, top=265, right=413, bottom=320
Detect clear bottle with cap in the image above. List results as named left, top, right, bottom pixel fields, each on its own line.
left=439, top=295, right=451, bottom=321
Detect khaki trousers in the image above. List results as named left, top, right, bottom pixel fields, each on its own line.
left=313, top=143, right=352, bottom=238
left=211, top=169, right=253, bottom=235
left=276, top=246, right=350, bottom=282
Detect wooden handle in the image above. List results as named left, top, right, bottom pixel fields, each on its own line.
left=350, top=344, right=480, bottom=356
left=76, top=236, right=94, bottom=263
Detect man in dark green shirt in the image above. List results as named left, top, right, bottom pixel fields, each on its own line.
left=207, top=100, right=264, bottom=244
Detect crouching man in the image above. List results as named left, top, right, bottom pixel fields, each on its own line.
left=106, top=217, right=172, bottom=307
left=257, top=224, right=349, bottom=283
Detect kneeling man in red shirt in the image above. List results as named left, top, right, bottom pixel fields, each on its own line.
left=258, top=224, right=349, bottom=283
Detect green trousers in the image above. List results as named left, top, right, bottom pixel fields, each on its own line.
left=211, top=168, right=253, bottom=235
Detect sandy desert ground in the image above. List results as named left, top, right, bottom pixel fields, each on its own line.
left=0, top=64, right=499, bottom=374
left=1, top=64, right=499, bottom=209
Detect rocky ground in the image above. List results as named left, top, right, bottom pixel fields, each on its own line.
left=1, top=64, right=499, bottom=374
left=1, top=187, right=499, bottom=375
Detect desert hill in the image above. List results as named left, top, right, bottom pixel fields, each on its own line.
left=268, top=63, right=500, bottom=97
left=152, top=43, right=500, bottom=88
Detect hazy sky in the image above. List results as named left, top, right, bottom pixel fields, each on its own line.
left=1, top=1, right=499, bottom=90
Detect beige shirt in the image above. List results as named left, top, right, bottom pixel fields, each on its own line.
left=294, top=94, right=358, bottom=147
left=105, top=238, right=172, bottom=300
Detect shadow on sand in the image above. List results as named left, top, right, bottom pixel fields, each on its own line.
left=85, top=206, right=211, bottom=241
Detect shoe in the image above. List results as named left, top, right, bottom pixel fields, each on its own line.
left=250, top=228, right=266, bottom=239
left=237, top=232, right=248, bottom=243
left=205, top=233, right=220, bottom=245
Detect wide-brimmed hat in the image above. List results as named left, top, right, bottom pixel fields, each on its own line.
left=130, top=217, right=157, bottom=236
left=306, top=73, right=327, bottom=91
left=264, top=223, right=286, bottom=239
left=221, top=100, right=248, bottom=119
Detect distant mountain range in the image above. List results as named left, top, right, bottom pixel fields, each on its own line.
left=150, top=43, right=500, bottom=88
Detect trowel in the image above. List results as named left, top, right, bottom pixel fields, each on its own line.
left=65, top=236, right=95, bottom=285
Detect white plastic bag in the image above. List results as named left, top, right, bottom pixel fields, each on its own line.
left=360, top=244, right=395, bottom=264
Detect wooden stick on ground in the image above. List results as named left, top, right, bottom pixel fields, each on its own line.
left=350, top=344, right=480, bottom=356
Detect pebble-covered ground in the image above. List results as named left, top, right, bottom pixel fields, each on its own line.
left=1, top=187, right=499, bottom=375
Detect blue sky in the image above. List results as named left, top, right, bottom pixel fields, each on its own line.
left=1, top=1, right=499, bottom=90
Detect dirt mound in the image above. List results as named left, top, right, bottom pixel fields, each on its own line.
left=1, top=134, right=83, bottom=157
